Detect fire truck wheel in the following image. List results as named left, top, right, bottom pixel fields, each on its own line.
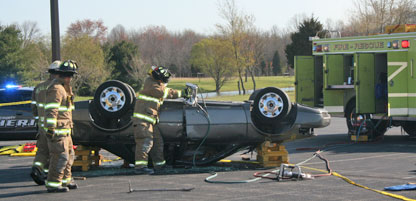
left=403, top=122, right=416, bottom=137
left=345, top=101, right=387, bottom=138
left=94, top=80, right=133, bottom=119
left=251, top=87, right=291, bottom=124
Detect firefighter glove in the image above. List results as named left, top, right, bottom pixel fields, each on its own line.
left=181, top=88, right=191, bottom=98
left=46, top=129, right=54, bottom=137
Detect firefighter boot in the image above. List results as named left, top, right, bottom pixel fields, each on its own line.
left=63, top=179, right=78, bottom=189
left=30, top=166, right=46, bottom=185
left=47, top=186, right=69, bottom=193
left=152, top=165, right=168, bottom=175
left=134, top=167, right=154, bottom=175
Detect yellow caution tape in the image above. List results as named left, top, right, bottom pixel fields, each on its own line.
left=10, top=152, right=36, bottom=157
left=0, top=100, right=32, bottom=107
left=300, top=165, right=416, bottom=201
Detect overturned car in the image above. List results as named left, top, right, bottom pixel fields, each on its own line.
left=72, top=80, right=330, bottom=166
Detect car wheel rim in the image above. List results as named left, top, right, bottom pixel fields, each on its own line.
left=100, top=87, right=126, bottom=112
left=258, top=92, right=283, bottom=118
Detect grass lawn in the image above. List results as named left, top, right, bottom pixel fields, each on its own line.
left=75, top=96, right=92, bottom=102
left=76, top=76, right=295, bottom=102
left=206, top=91, right=295, bottom=102
left=168, top=76, right=294, bottom=92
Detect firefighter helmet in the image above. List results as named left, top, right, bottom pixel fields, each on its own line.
left=149, top=66, right=171, bottom=83
left=56, top=60, right=78, bottom=75
left=48, top=60, right=61, bottom=73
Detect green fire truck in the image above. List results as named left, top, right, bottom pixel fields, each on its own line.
left=295, top=28, right=416, bottom=139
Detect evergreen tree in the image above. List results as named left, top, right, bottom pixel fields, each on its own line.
left=107, top=40, right=144, bottom=90
left=285, top=17, right=325, bottom=68
left=0, top=25, right=24, bottom=84
left=272, top=50, right=281, bottom=75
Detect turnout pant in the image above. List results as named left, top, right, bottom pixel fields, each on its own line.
left=33, top=130, right=49, bottom=172
left=134, top=122, right=165, bottom=169
left=45, top=134, right=74, bottom=188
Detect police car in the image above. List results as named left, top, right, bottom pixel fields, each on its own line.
left=0, top=84, right=37, bottom=140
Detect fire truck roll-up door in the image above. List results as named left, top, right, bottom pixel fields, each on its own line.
left=323, top=55, right=344, bottom=113
left=387, top=51, right=410, bottom=116
left=295, top=56, right=323, bottom=107
left=409, top=41, right=416, bottom=117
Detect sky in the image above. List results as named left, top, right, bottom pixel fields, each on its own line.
left=1, top=0, right=355, bottom=35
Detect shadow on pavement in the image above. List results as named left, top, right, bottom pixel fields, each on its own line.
left=0, top=166, right=33, bottom=184
left=285, top=133, right=416, bottom=155
left=0, top=190, right=46, bottom=199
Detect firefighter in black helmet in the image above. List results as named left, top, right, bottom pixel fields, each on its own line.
left=132, top=66, right=189, bottom=174
left=44, top=60, right=78, bottom=192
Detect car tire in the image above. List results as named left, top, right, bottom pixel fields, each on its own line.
left=125, top=83, right=136, bottom=104
left=251, top=87, right=291, bottom=125
left=249, top=89, right=262, bottom=101
left=94, top=80, right=133, bottom=119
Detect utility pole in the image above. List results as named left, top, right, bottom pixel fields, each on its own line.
left=50, top=0, right=60, bottom=62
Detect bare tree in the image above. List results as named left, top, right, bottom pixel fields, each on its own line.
left=130, top=26, right=203, bottom=77
left=216, top=0, right=253, bottom=94
left=67, top=19, right=108, bottom=43
left=346, top=0, right=416, bottom=35
left=108, top=24, right=128, bottom=43
left=18, top=21, right=41, bottom=48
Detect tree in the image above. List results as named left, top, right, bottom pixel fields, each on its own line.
left=272, top=50, right=281, bottom=75
left=108, top=24, right=128, bottom=43
left=0, top=25, right=24, bottom=84
left=343, top=0, right=416, bottom=35
left=67, top=19, right=108, bottom=43
left=61, top=35, right=108, bottom=95
left=190, top=38, right=235, bottom=94
left=107, top=40, right=145, bottom=90
left=285, top=16, right=325, bottom=68
left=18, top=21, right=41, bottom=48
left=130, top=26, right=204, bottom=77
left=216, top=0, right=254, bottom=95
left=18, top=42, right=49, bottom=86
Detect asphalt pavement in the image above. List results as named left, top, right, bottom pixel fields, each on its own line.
left=1, top=117, right=415, bottom=201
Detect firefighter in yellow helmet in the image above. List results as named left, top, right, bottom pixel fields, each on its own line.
left=44, top=60, right=78, bottom=192
left=133, top=66, right=189, bottom=174
left=30, top=60, right=61, bottom=185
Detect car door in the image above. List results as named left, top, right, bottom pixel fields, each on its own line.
left=0, top=89, right=37, bottom=140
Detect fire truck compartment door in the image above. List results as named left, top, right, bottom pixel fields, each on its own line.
left=355, top=53, right=375, bottom=114
left=295, top=56, right=315, bottom=107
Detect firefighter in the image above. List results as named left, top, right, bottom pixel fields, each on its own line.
left=133, top=66, right=189, bottom=174
left=44, top=60, right=78, bottom=192
left=30, top=60, right=61, bottom=185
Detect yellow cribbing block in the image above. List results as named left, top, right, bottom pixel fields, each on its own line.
left=351, top=135, right=368, bottom=142
left=257, top=141, right=289, bottom=167
left=73, top=146, right=102, bottom=171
